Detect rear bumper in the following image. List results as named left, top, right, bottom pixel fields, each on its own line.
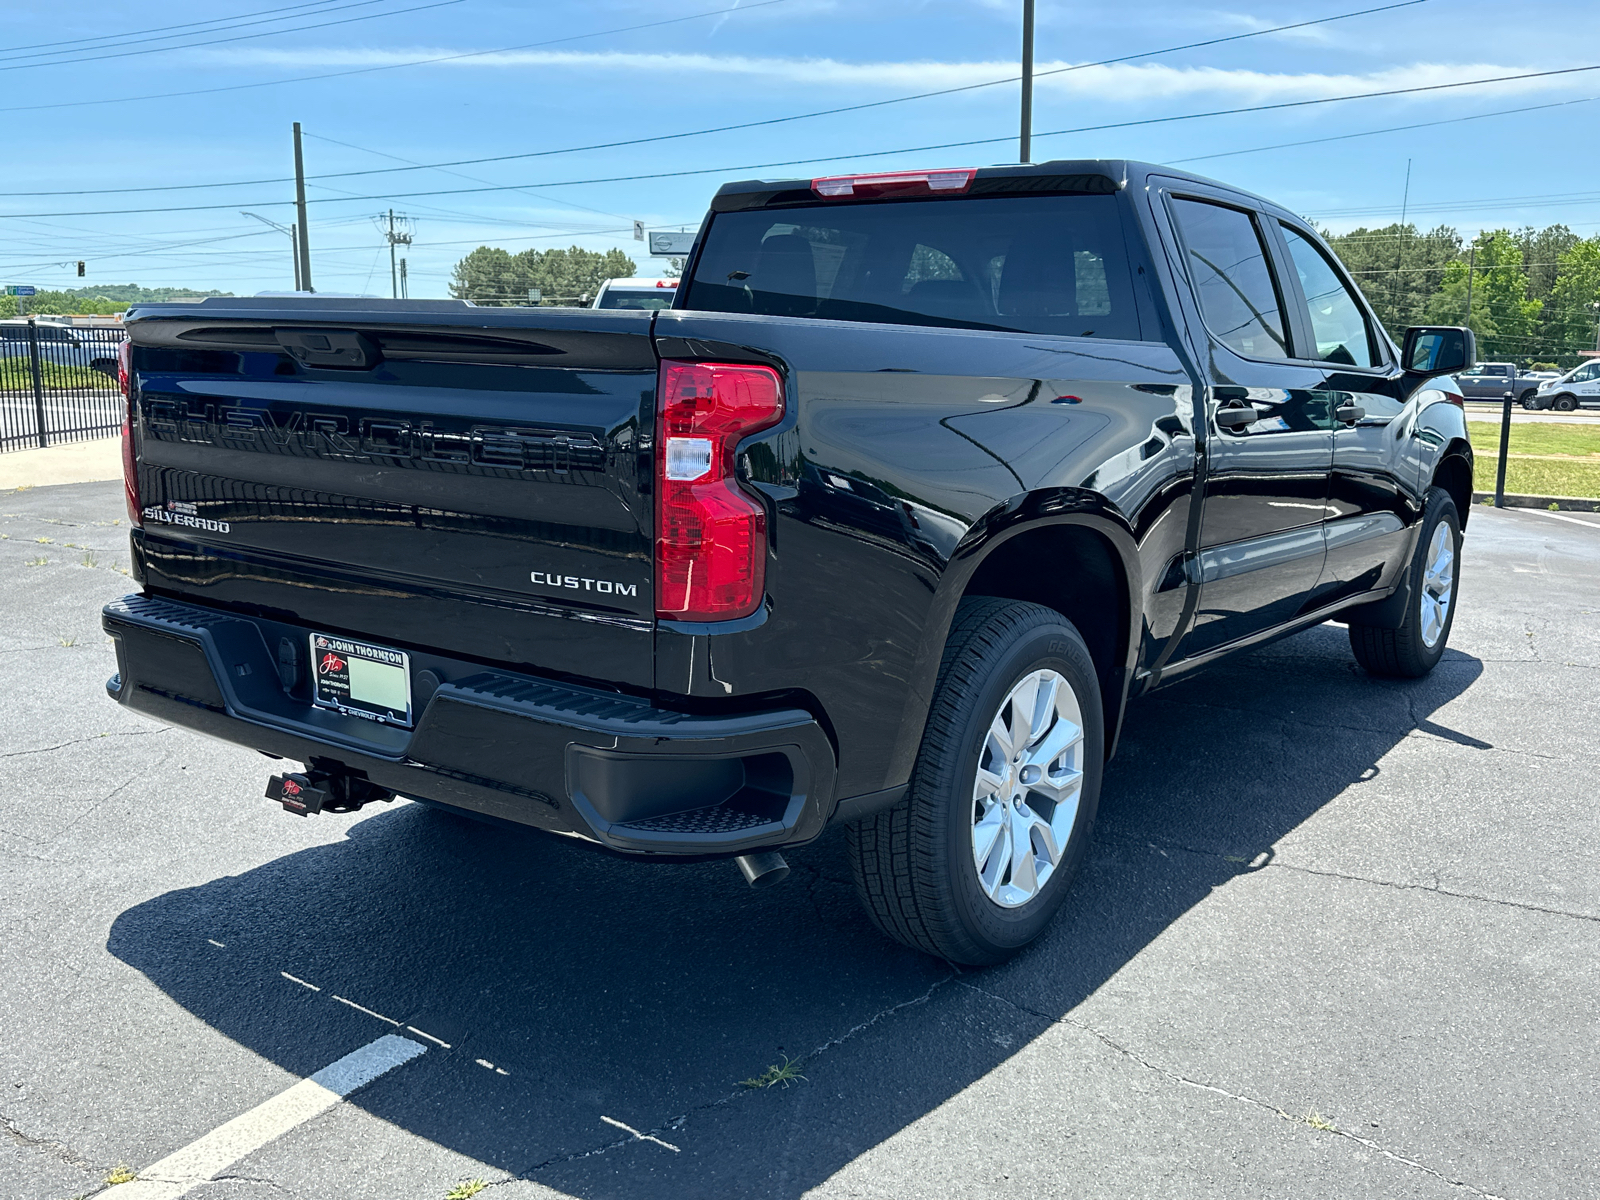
left=102, top=594, right=836, bottom=856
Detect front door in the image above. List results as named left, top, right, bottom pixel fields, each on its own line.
left=1157, top=192, right=1334, bottom=658
left=1270, top=220, right=1418, bottom=606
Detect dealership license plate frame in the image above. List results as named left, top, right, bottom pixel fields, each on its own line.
left=309, top=632, right=414, bottom=728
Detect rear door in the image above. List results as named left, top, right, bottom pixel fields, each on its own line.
left=1154, top=187, right=1334, bottom=657
left=128, top=304, right=658, bottom=688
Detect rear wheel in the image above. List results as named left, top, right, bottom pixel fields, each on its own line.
left=846, top=598, right=1103, bottom=966
left=1553, top=393, right=1578, bottom=413
left=1348, top=487, right=1461, bottom=678
left=1521, top=392, right=1542, bottom=410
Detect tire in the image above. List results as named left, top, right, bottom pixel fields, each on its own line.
left=1519, top=390, right=1538, bottom=409
left=1553, top=393, right=1578, bottom=413
left=846, top=598, right=1103, bottom=966
left=1348, top=487, right=1461, bottom=678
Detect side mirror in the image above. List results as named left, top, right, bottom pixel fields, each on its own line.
left=1401, top=326, right=1475, bottom=379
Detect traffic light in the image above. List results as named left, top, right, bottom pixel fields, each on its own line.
left=77, top=261, right=85, bottom=277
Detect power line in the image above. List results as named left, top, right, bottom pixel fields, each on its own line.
left=303, top=130, right=632, bottom=222
left=0, top=0, right=1430, bottom=197
left=12, top=59, right=1600, bottom=222
left=0, top=0, right=796, bottom=116
left=12, top=58, right=1600, bottom=220
left=0, top=0, right=353, bottom=57
left=0, top=0, right=381, bottom=67
left=1175, top=94, right=1600, bottom=165
left=0, top=0, right=465, bottom=75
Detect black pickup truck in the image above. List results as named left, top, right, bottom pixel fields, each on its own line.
left=103, top=160, right=1475, bottom=965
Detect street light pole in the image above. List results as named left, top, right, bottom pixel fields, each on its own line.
left=242, top=212, right=301, bottom=291
left=1019, top=0, right=1035, bottom=163
left=1592, top=300, right=1599, bottom=352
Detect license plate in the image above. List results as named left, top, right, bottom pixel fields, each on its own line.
left=310, top=633, right=413, bottom=728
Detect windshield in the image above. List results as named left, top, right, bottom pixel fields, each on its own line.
left=684, top=193, right=1142, bottom=340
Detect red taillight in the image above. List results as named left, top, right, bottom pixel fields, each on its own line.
left=811, top=168, right=975, bottom=199
left=655, top=361, right=784, bottom=621
left=118, top=340, right=140, bottom=527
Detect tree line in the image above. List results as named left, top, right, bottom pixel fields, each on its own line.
left=0, top=284, right=231, bottom=319
left=448, top=245, right=639, bottom=306
left=1323, top=223, right=1600, bottom=366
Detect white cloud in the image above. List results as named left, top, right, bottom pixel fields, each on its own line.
left=204, top=47, right=1589, bottom=106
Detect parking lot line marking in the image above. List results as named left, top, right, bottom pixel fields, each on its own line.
left=280, top=972, right=319, bottom=991
left=599, top=1115, right=681, bottom=1153
left=405, top=1025, right=452, bottom=1048
left=112, top=1035, right=425, bottom=1200
left=331, top=994, right=401, bottom=1025
left=1518, top=507, right=1600, bottom=530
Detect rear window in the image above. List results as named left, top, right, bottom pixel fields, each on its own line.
left=597, top=288, right=676, bottom=310
left=683, top=194, right=1142, bottom=340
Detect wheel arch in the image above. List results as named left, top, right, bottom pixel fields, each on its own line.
left=1431, top=440, right=1474, bottom=528
left=885, top=489, right=1143, bottom=785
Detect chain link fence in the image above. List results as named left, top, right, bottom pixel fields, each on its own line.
left=0, top=318, right=126, bottom=452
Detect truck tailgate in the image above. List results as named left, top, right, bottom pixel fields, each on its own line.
left=126, top=301, right=657, bottom=688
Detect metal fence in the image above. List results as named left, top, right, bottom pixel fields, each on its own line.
left=0, top=318, right=126, bottom=453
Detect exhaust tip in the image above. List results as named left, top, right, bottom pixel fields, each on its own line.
left=734, top=851, right=789, bottom=889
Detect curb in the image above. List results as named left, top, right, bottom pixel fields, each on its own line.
left=1472, top=490, right=1600, bottom=513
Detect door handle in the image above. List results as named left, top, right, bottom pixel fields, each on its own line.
left=1214, top=404, right=1257, bottom=429
left=1335, top=402, right=1366, bottom=423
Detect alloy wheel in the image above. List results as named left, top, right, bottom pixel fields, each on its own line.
left=1419, top=522, right=1455, bottom=649
left=970, top=669, right=1085, bottom=908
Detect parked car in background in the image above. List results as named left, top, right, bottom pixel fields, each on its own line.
left=1454, top=362, right=1546, bottom=406
left=1532, top=361, right=1600, bottom=411
left=591, top=278, right=680, bottom=310
left=0, top=319, right=123, bottom=379
left=0, top=319, right=86, bottom=366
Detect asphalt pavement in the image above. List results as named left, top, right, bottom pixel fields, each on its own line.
left=2, top=482, right=1596, bottom=1200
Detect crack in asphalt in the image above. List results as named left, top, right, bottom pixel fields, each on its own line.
left=519, top=973, right=959, bottom=1176
left=1096, top=831, right=1600, bottom=925
left=211, top=1172, right=293, bottom=1193
left=955, top=981, right=1515, bottom=1200
left=0, top=1108, right=92, bottom=1169
left=0, top=727, right=169, bottom=760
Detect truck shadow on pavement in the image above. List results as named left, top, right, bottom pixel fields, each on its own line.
left=107, top=623, right=1483, bottom=1197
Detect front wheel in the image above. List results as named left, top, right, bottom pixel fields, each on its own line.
left=1553, top=393, right=1578, bottom=413
left=846, top=598, right=1103, bottom=966
left=1348, top=487, right=1461, bottom=678
left=1521, top=392, right=1541, bottom=410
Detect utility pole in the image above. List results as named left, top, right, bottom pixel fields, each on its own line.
left=292, top=122, right=313, bottom=293
left=376, top=209, right=413, bottom=299
left=1463, top=244, right=1475, bottom=328
left=1019, top=0, right=1035, bottom=163
left=1393, top=158, right=1411, bottom=327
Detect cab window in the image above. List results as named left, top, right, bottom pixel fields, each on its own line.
left=1279, top=224, right=1378, bottom=368
left=1170, top=198, right=1290, bottom=360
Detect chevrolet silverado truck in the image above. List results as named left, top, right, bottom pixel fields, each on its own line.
left=103, top=160, right=1476, bottom=965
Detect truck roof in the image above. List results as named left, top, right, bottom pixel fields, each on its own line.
left=708, top=158, right=1276, bottom=213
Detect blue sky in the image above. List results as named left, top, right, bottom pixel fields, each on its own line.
left=0, top=0, right=1594, bottom=298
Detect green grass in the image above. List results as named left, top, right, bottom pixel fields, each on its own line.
left=1468, top=420, right=1600, bottom=498
left=0, top=357, right=112, bottom=391
left=104, top=1165, right=138, bottom=1185
left=741, top=1055, right=808, bottom=1089
left=444, top=1180, right=487, bottom=1199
